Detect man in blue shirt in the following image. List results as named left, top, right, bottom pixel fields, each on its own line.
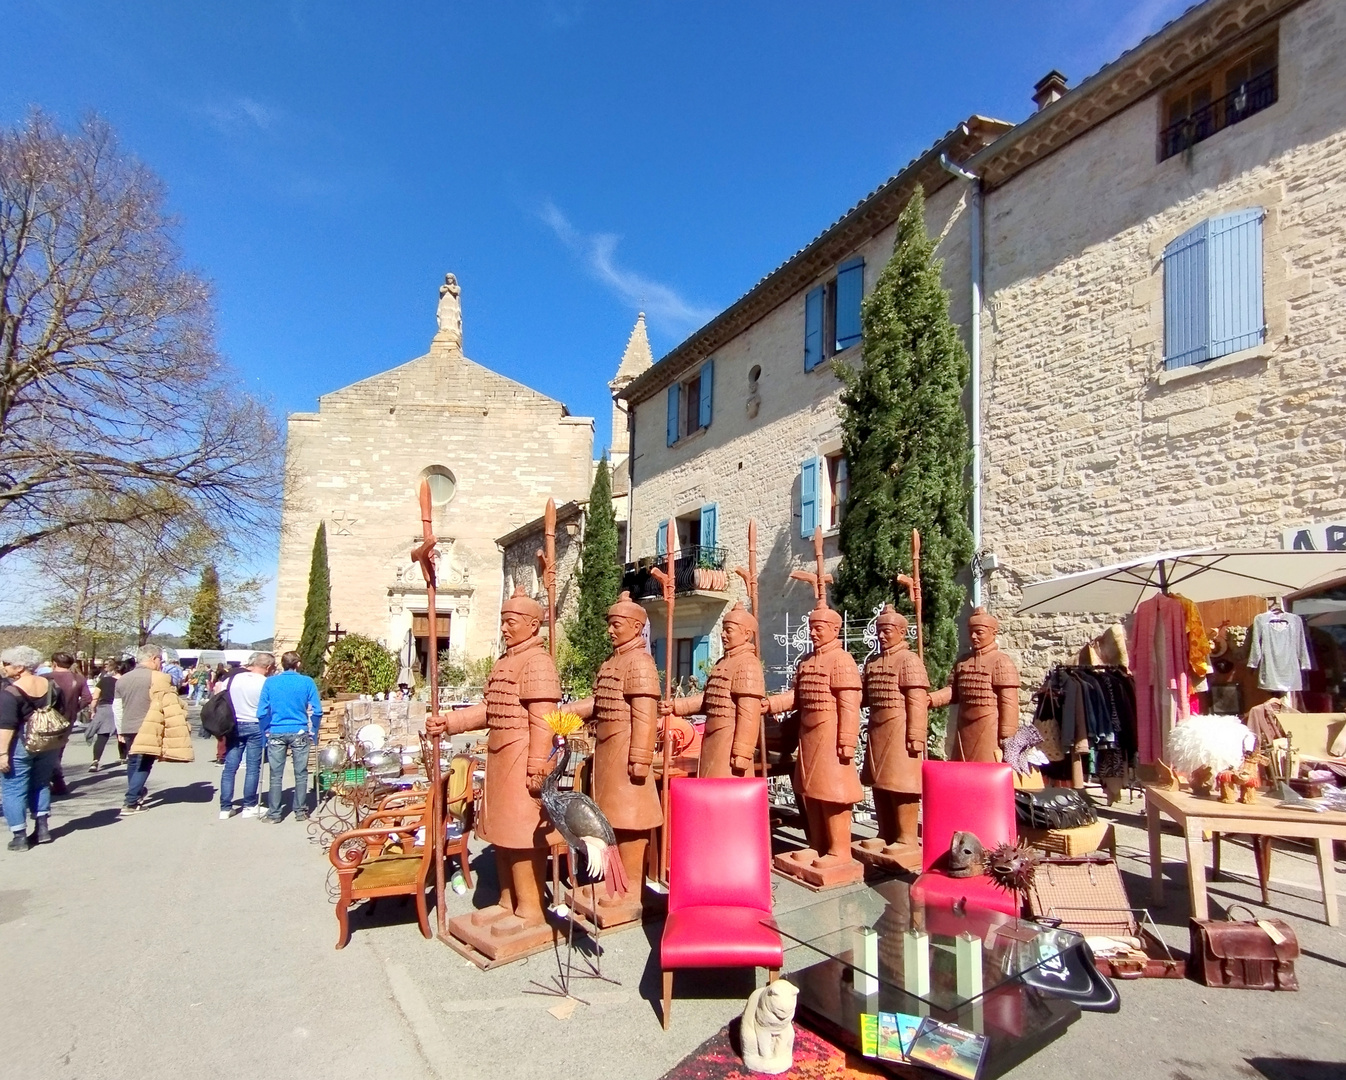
left=257, top=651, right=323, bottom=823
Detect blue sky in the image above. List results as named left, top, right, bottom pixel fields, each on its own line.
left=5, top=0, right=1192, bottom=641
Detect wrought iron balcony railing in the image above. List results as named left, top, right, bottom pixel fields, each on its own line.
left=1159, top=69, right=1277, bottom=161
left=621, top=544, right=729, bottom=599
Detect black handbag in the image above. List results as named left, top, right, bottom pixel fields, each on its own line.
left=1015, top=787, right=1097, bottom=830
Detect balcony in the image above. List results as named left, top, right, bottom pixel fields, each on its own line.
left=1159, top=69, right=1276, bottom=160
left=622, top=545, right=730, bottom=602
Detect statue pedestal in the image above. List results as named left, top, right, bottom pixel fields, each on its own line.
left=566, top=885, right=652, bottom=931
left=852, top=838, right=923, bottom=874
left=444, top=910, right=555, bottom=968
left=772, top=849, right=864, bottom=891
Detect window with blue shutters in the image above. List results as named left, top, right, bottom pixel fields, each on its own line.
left=666, top=384, right=680, bottom=446
left=652, top=636, right=666, bottom=677
left=692, top=635, right=711, bottom=686
left=804, top=257, right=865, bottom=371
left=1162, top=207, right=1264, bottom=370
left=655, top=519, right=669, bottom=557
left=699, top=503, right=718, bottom=551
left=800, top=456, right=820, bottom=538
left=667, top=359, right=716, bottom=442
left=698, top=358, right=714, bottom=429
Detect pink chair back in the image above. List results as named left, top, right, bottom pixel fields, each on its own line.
left=920, top=760, right=1016, bottom=873
left=668, top=777, right=772, bottom=913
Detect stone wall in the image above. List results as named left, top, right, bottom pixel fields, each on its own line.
left=979, top=0, right=1346, bottom=690
left=499, top=505, right=585, bottom=638
left=627, top=181, right=973, bottom=686
left=275, top=336, right=593, bottom=663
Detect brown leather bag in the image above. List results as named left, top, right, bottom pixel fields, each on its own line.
left=1188, top=905, right=1299, bottom=990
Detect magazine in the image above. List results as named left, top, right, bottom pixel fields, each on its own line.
left=904, top=1017, right=989, bottom=1078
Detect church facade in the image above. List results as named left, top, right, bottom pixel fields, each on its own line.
left=273, top=276, right=595, bottom=668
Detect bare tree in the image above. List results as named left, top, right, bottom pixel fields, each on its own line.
left=0, top=111, right=282, bottom=561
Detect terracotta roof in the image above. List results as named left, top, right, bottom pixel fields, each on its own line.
left=619, top=115, right=1011, bottom=404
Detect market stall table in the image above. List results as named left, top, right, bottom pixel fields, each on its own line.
left=1145, top=784, right=1346, bottom=926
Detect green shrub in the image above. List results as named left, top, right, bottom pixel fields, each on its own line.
left=323, top=634, right=397, bottom=696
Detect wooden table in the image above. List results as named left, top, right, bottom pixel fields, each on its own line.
left=1145, top=784, right=1346, bottom=926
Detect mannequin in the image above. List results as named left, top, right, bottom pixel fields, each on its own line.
left=427, top=588, right=559, bottom=958
left=857, top=606, right=929, bottom=860
left=660, top=602, right=765, bottom=778
left=570, top=592, right=662, bottom=923
left=929, top=608, right=1020, bottom=763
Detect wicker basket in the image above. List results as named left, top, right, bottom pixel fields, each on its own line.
left=1022, top=819, right=1114, bottom=857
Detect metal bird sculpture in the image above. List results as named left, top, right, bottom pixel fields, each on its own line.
left=539, top=712, right=628, bottom=897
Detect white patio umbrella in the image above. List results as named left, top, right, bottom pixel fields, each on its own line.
left=1016, top=549, right=1346, bottom=615
left=397, top=629, right=416, bottom=687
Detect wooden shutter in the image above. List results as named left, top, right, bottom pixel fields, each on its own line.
left=692, top=635, right=711, bottom=683
left=666, top=383, right=680, bottom=445
left=804, top=286, right=824, bottom=371
left=700, top=503, right=718, bottom=550
left=655, top=519, right=668, bottom=557
left=1208, top=208, right=1265, bottom=359
left=800, top=456, right=819, bottom=538
left=1163, top=220, right=1210, bottom=369
left=835, top=257, right=864, bottom=350
left=698, top=359, right=714, bottom=429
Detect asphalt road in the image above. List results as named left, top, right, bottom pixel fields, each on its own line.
left=2, top=731, right=1343, bottom=1080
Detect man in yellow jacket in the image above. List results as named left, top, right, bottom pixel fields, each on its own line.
left=120, top=647, right=194, bottom=816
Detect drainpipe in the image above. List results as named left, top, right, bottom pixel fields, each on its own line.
left=625, top=400, right=637, bottom=564
left=939, top=152, right=984, bottom=608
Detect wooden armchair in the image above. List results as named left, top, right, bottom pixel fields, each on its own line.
left=330, top=804, right=436, bottom=949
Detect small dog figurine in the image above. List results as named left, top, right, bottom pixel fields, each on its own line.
left=947, top=831, right=986, bottom=878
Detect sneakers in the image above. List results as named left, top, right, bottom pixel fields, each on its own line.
left=119, top=802, right=147, bottom=817
left=294, top=812, right=310, bottom=823
left=266, top=814, right=283, bottom=824
left=219, top=808, right=238, bottom=820
left=8, top=832, right=28, bottom=852
left=239, top=805, right=261, bottom=819
left=89, top=762, right=101, bottom=773
left=33, top=817, right=52, bottom=845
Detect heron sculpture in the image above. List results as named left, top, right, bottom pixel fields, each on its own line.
left=540, top=711, right=628, bottom=897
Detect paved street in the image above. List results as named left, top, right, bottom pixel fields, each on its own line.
left=3, top=730, right=1344, bottom=1080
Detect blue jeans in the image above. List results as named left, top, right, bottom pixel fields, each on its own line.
left=220, top=722, right=264, bottom=809
left=267, top=731, right=311, bottom=818
left=2, top=740, right=58, bottom=832
left=125, top=752, right=155, bottom=807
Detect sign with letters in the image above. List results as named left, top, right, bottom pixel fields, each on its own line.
left=1282, top=520, right=1346, bottom=551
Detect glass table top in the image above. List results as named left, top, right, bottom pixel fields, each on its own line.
left=765, top=876, right=1083, bottom=1012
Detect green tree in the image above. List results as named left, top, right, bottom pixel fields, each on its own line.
left=297, top=523, right=331, bottom=682
left=323, top=634, right=397, bottom=696
left=559, top=458, right=622, bottom=695
left=834, top=185, right=974, bottom=699
left=185, top=565, right=223, bottom=648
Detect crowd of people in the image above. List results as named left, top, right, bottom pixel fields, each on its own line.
left=0, top=644, right=322, bottom=850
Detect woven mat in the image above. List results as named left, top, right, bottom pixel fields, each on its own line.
left=659, top=1021, right=885, bottom=1080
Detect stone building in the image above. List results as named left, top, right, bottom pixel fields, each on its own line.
left=621, top=0, right=1346, bottom=694
left=274, top=276, right=594, bottom=670
left=609, top=313, right=653, bottom=559
left=498, top=500, right=586, bottom=634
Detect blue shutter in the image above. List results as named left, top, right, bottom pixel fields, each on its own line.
left=666, top=384, right=680, bottom=445
left=698, top=358, right=714, bottom=429
left=1208, top=208, right=1265, bottom=359
left=804, top=286, right=824, bottom=371
left=652, top=636, right=666, bottom=675
left=692, top=635, right=711, bottom=684
left=835, top=257, right=864, bottom=351
left=1163, top=220, right=1210, bottom=369
left=655, top=519, right=668, bottom=557
left=700, top=502, right=718, bottom=550
left=800, top=456, right=819, bottom=538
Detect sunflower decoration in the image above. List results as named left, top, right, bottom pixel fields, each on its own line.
left=543, top=710, right=585, bottom=737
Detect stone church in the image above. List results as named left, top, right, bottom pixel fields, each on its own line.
left=273, top=275, right=596, bottom=669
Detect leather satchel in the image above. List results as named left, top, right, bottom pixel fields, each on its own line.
left=1188, top=905, right=1299, bottom=990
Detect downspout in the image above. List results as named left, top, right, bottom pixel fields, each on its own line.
left=939, top=152, right=983, bottom=608
left=625, top=401, right=636, bottom=564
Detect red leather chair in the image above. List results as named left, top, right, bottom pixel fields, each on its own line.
left=660, top=777, right=783, bottom=1029
left=911, top=760, right=1019, bottom=924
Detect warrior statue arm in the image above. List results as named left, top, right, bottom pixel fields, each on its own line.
left=996, top=686, right=1020, bottom=743
left=629, top=693, right=659, bottom=779
left=928, top=684, right=954, bottom=710
left=568, top=696, right=595, bottom=721
left=660, top=693, right=704, bottom=718
left=764, top=690, right=794, bottom=716
left=730, top=692, right=764, bottom=773
left=426, top=702, right=486, bottom=737
left=526, top=698, right=560, bottom=794
left=906, top=687, right=930, bottom=755
left=836, top=687, right=862, bottom=764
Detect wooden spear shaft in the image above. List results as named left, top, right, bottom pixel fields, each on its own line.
left=412, top=480, right=448, bottom=938
left=650, top=540, right=677, bottom=885
left=734, top=520, right=768, bottom=778
left=541, top=498, right=557, bottom=658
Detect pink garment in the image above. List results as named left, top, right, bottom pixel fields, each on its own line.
left=1128, top=594, right=1190, bottom=764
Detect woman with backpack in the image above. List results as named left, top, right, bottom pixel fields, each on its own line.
left=0, top=645, right=68, bottom=851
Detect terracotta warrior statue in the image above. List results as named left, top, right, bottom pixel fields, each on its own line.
left=426, top=588, right=559, bottom=941
left=766, top=603, right=864, bottom=872
left=660, top=602, right=765, bottom=778
left=929, top=607, right=1020, bottom=763
left=858, top=606, right=929, bottom=857
left=571, top=592, right=662, bottom=913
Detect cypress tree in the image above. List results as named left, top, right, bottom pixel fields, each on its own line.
left=185, top=565, right=223, bottom=648
left=834, top=185, right=974, bottom=692
left=560, top=458, right=622, bottom=695
left=298, top=523, right=331, bottom=681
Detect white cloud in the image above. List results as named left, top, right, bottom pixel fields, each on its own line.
left=538, top=199, right=718, bottom=338
left=204, top=96, right=281, bottom=135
